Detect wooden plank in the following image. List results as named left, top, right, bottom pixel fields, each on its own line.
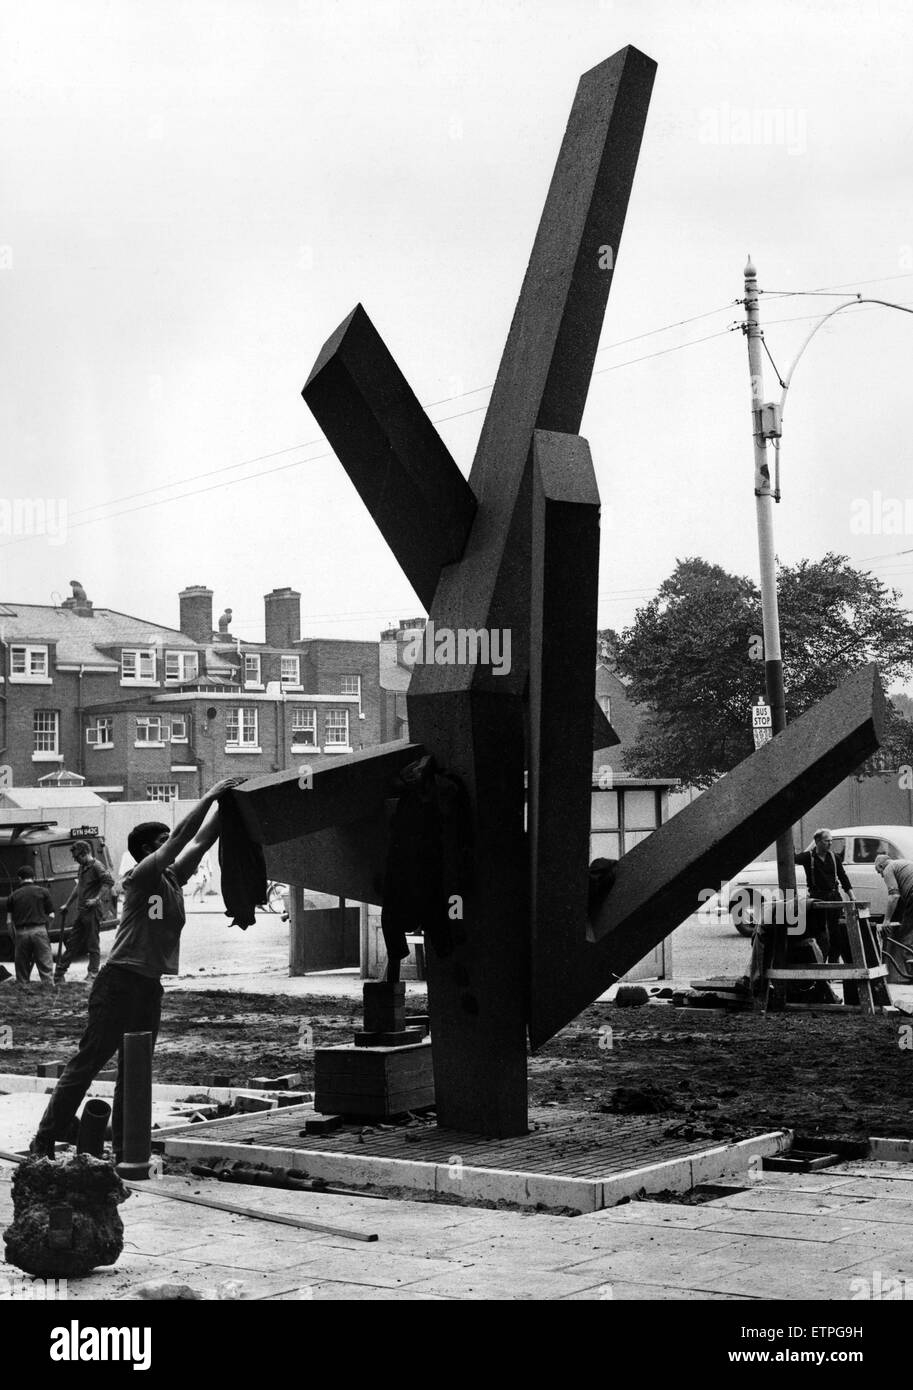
left=767, top=965, right=887, bottom=980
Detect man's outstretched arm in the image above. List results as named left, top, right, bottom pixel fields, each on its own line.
left=131, top=776, right=247, bottom=886
left=174, top=804, right=222, bottom=885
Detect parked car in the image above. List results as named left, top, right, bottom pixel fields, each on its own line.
left=721, top=826, right=913, bottom=936
left=0, top=819, right=117, bottom=961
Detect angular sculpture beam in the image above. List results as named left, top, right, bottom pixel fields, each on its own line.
left=407, top=47, right=657, bottom=1135
left=231, top=742, right=423, bottom=910
left=303, top=304, right=477, bottom=610
left=411, top=46, right=657, bottom=705
left=594, top=701, right=620, bottom=752
left=528, top=430, right=602, bottom=1025
left=528, top=663, right=886, bottom=1047
left=233, top=741, right=422, bottom=844
left=263, top=819, right=393, bottom=908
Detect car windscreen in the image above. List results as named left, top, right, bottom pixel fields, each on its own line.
left=48, top=844, right=78, bottom=875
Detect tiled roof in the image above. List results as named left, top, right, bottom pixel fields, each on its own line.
left=0, top=604, right=197, bottom=667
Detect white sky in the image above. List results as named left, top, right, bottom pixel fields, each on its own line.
left=1, top=0, right=912, bottom=669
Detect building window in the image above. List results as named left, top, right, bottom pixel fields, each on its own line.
left=11, top=645, right=49, bottom=680
left=290, top=707, right=317, bottom=748
left=598, top=694, right=612, bottom=721
left=226, top=707, right=258, bottom=748
left=340, top=674, right=360, bottom=695
left=243, top=653, right=261, bottom=686
left=33, top=710, right=59, bottom=754
left=146, top=784, right=178, bottom=803
left=170, top=714, right=188, bottom=743
left=86, top=717, right=113, bottom=748
left=325, top=709, right=349, bottom=747
left=280, top=655, right=300, bottom=686
left=135, top=715, right=165, bottom=744
left=164, top=651, right=199, bottom=684
left=121, top=648, right=156, bottom=682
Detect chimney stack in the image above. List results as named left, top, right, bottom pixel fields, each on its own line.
left=264, top=587, right=301, bottom=648
left=179, top=586, right=214, bottom=643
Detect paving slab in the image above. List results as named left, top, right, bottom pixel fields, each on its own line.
left=581, top=1199, right=750, bottom=1230
left=560, top=1280, right=754, bottom=1300
left=705, top=1188, right=874, bottom=1216
left=396, top=1265, right=612, bottom=1300
left=698, top=1210, right=883, bottom=1242
left=263, top=1282, right=455, bottom=1300
left=822, top=1176, right=913, bottom=1198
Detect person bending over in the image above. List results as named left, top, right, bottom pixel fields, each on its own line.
left=30, top=775, right=247, bottom=1161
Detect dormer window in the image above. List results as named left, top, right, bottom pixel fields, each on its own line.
left=10, top=645, right=49, bottom=681
left=121, top=648, right=157, bottom=683
left=165, top=651, right=199, bottom=684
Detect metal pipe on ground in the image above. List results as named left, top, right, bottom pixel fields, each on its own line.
left=117, top=1032, right=152, bottom=1181
left=77, top=1099, right=111, bottom=1159
left=0, top=1149, right=378, bottom=1242
left=189, top=1161, right=389, bottom=1199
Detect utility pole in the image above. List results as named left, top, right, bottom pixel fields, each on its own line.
left=743, top=257, right=796, bottom=979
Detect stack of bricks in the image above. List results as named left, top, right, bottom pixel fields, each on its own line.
left=314, top=981, right=434, bottom=1120
left=355, top=982, right=424, bottom=1047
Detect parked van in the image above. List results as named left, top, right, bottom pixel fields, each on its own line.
left=0, top=820, right=117, bottom=961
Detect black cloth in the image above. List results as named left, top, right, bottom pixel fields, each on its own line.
left=588, top=858, right=618, bottom=916
left=217, top=791, right=268, bottom=929
left=34, top=963, right=163, bottom=1158
left=381, top=755, right=471, bottom=963
left=2, top=883, right=53, bottom=928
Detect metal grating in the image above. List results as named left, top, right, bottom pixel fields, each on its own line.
left=161, top=1106, right=756, bottom=1179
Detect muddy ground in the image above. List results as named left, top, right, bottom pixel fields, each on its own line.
left=1, top=987, right=911, bottom=1141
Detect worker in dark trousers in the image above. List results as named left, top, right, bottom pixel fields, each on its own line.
left=876, top=855, right=913, bottom=983
left=797, top=829, right=888, bottom=1006
left=30, top=775, right=246, bottom=1161
left=1, top=866, right=56, bottom=988
left=54, top=840, right=113, bottom=986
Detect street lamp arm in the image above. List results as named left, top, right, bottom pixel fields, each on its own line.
left=778, top=296, right=913, bottom=417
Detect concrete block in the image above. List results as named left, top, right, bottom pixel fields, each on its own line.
left=302, top=1115, right=343, bottom=1136
left=315, top=1040, right=434, bottom=1118
left=234, top=1095, right=276, bottom=1114
left=353, top=1029, right=424, bottom=1048
left=36, top=1062, right=65, bottom=1078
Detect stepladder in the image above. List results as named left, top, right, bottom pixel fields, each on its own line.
left=765, top=898, right=890, bottom=1014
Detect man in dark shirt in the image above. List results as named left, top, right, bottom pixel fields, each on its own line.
left=1, top=866, right=56, bottom=987
left=31, top=775, right=246, bottom=1162
left=797, top=828, right=887, bottom=1005
left=795, top=828, right=855, bottom=957
left=54, top=841, right=114, bottom=985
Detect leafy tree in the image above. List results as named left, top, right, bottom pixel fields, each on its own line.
left=892, top=691, right=913, bottom=721
left=615, top=554, right=913, bottom=787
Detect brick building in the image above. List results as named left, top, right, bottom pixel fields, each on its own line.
left=0, top=582, right=396, bottom=802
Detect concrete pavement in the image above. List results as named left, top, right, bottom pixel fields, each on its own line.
left=3, top=1157, right=913, bottom=1300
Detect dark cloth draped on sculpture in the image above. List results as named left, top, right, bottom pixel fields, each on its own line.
left=381, top=755, right=471, bottom=963
left=217, top=792, right=268, bottom=929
